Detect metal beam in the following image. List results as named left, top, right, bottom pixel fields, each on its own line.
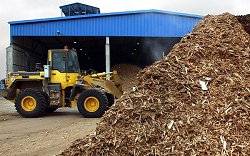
left=105, top=37, right=110, bottom=79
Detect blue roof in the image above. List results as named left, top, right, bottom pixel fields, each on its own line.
left=9, top=9, right=203, bottom=39
left=9, top=9, right=203, bottom=24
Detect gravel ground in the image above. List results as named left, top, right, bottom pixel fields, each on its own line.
left=0, top=98, right=100, bottom=156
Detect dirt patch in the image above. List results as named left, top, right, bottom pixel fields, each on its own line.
left=61, top=13, right=250, bottom=155
left=0, top=98, right=100, bottom=156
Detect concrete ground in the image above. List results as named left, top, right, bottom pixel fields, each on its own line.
left=0, top=98, right=100, bottom=156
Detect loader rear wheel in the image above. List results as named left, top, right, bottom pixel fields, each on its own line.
left=42, top=92, right=58, bottom=113
left=15, top=89, right=47, bottom=118
left=77, top=89, right=108, bottom=118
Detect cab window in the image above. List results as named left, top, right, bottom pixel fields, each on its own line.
left=67, top=51, right=80, bottom=73
left=52, top=52, right=66, bottom=72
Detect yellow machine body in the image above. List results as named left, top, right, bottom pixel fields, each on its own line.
left=4, top=49, right=122, bottom=110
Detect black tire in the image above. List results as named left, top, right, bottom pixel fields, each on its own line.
left=42, top=92, right=58, bottom=113
left=15, top=88, right=47, bottom=118
left=106, top=93, right=115, bottom=107
left=41, top=92, right=50, bottom=105
left=45, top=107, right=58, bottom=113
left=77, top=89, right=108, bottom=118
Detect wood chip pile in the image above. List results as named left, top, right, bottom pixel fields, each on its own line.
left=61, top=13, right=250, bottom=155
left=237, top=15, right=250, bottom=35
left=111, top=64, right=142, bottom=92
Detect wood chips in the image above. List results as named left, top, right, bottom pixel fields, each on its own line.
left=111, top=64, right=142, bottom=93
left=60, top=13, right=250, bottom=156
left=237, top=15, right=250, bottom=35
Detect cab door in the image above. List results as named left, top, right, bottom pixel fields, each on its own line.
left=65, top=50, right=80, bottom=85
left=50, top=51, right=67, bottom=86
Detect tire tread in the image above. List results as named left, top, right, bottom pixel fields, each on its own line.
left=77, top=89, right=108, bottom=118
left=15, top=88, right=47, bottom=118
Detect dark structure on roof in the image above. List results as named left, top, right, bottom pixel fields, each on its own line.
left=60, top=3, right=100, bottom=16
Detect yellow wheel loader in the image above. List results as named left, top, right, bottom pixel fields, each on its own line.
left=1, top=48, right=122, bottom=118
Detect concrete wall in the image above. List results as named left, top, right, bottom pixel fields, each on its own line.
left=6, top=46, right=13, bottom=75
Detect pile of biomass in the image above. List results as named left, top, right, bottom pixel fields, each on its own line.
left=237, top=14, right=250, bottom=34
left=111, top=64, right=142, bottom=92
left=61, top=13, right=250, bottom=155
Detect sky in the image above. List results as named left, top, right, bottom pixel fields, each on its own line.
left=0, top=0, right=249, bottom=79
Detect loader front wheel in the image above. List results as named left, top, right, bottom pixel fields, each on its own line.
left=15, top=89, right=47, bottom=118
left=106, top=93, right=115, bottom=107
left=77, top=89, right=108, bottom=118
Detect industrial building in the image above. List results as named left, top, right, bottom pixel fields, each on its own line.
left=7, top=3, right=202, bottom=73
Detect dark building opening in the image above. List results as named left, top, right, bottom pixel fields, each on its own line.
left=10, top=36, right=181, bottom=72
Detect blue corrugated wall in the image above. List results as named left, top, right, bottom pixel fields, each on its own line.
left=9, top=10, right=202, bottom=39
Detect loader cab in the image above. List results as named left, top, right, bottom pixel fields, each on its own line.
left=49, top=49, right=80, bottom=73
left=48, top=49, right=80, bottom=89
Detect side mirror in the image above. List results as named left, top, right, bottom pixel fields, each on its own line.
left=44, top=65, right=50, bottom=78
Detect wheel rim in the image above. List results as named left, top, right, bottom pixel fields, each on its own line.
left=21, top=96, right=37, bottom=111
left=84, top=96, right=99, bottom=112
